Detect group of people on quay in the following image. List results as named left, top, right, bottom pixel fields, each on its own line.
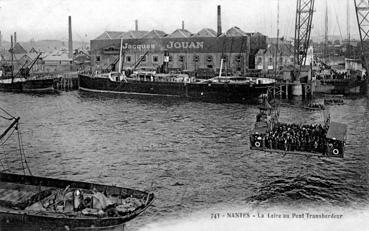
left=262, top=122, right=329, bottom=154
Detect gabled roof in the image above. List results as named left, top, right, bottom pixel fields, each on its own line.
left=193, top=28, right=217, bottom=37
left=0, top=52, right=39, bottom=62
left=226, top=27, right=247, bottom=37
left=142, top=30, right=167, bottom=39
left=43, top=52, right=72, bottom=61
left=167, top=29, right=192, bottom=38
left=29, top=47, right=38, bottom=53
left=124, top=30, right=149, bottom=39
left=12, top=43, right=27, bottom=54
left=94, top=31, right=125, bottom=40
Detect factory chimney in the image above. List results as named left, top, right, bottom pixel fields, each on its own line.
left=0, top=31, right=2, bottom=48
left=135, top=20, right=138, bottom=31
left=182, top=21, right=184, bottom=30
left=14, top=32, right=17, bottom=44
left=10, top=35, right=13, bottom=50
left=68, top=16, right=73, bottom=59
left=217, top=5, right=222, bottom=36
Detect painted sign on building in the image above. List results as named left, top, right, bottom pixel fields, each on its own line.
left=93, top=37, right=251, bottom=55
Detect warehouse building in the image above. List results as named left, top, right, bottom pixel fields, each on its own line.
left=90, top=6, right=267, bottom=75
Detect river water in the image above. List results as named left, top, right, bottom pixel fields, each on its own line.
left=0, top=91, right=369, bottom=230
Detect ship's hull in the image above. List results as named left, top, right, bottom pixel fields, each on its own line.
left=0, top=81, right=22, bottom=92
left=22, top=78, right=55, bottom=93
left=79, top=74, right=272, bottom=103
left=313, top=79, right=367, bottom=95
left=0, top=172, right=153, bottom=230
left=0, top=78, right=55, bottom=93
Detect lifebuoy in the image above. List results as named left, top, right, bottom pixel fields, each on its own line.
left=332, top=148, right=340, bottom=155
left=255, top=141, right=261, bottom=147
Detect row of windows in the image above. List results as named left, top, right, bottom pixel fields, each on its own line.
left=256, top=57, right=294, bottom=64
left=96, top=55, right=244, bottom=64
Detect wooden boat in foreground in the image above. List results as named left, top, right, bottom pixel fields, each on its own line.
left=0, top=172, right=154, bottom=230
left=0, top=113, right=154, bottom=230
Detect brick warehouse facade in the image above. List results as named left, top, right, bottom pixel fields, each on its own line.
left=90, top=31, right=267, bottom=75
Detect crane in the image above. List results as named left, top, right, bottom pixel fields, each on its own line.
left=294, top=0, right=315, bottom=80
left=354, top=0, right=369, bottom=76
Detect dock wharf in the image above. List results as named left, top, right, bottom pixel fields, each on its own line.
left=53, top=72, right=79, bottom=91
left=266, top=81, right=313, bottom=100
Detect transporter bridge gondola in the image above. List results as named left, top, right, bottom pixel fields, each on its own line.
left=249, top=100, right=347, bottom=158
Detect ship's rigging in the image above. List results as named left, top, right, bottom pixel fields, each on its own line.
left=0, top=107, right=32, bottom=175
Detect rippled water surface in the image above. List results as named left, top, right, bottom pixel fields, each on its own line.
left=1, top=91, right=369, bottom=230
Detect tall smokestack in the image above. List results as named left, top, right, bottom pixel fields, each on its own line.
left=217, top=5, right=222, bottom=36
left=10, top=35, right=13, bottom=49
left=68, top=16, right=73, bottom=59
left=14, top=32, right=17, bottom=44
left=0, top=31, right=2, bottom=48
left=182, top=21, right=184, bottom=30
left=135, top=20, right=138, bottom=31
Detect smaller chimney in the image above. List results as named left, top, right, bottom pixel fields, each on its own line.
left=10, top=35, right=13, bottom=49
left=14, top=32, right=17, bottom=44
left=68, top=16, right=73, bottom=59
left=217, top=5, right=222, bottom=36
left=0, top=31, right=2, bottom=47
left=182, top=21, right=184, bottom=30
left=135, top=20, right=138, bottom=31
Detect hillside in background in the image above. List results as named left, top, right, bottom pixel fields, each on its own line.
left=0, top=40, right=88, bottom=53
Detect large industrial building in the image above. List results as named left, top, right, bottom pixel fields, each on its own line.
left=90, top=6, right=267, bottom=75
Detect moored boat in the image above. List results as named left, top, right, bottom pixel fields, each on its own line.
left=0, top=50, right=55, bottom=93
left=78, top=71, right=275, bottom=103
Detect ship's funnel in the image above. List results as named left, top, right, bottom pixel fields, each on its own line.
left=217, top=5, right=222, bottom=36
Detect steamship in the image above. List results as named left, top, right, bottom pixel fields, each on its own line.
left=78, top=70, right=275, bottom=103
left=0, top=46, right=55, bottom=93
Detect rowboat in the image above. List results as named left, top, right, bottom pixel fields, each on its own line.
left=0, top=113, right=154, bottom=230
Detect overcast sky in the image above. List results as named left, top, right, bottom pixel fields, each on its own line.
left=0, top=0, right=359, bottom=42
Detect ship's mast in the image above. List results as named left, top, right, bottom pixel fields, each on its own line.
left=274, top=0, right=280, bottom=78
left=118, top=38, right=123, bottom=73
left=10, top=35, right=14, bottom=82
left=324, top=1, right=328, bottom=61
left=346, top=0, right=351, bottom=57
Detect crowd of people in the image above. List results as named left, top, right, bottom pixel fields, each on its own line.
left=262, top=122, right=329, bottom=154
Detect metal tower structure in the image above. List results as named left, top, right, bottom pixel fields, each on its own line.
left=354, top=0, right=369, bottom=72
left=294, top=0, right=315, bottom=67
